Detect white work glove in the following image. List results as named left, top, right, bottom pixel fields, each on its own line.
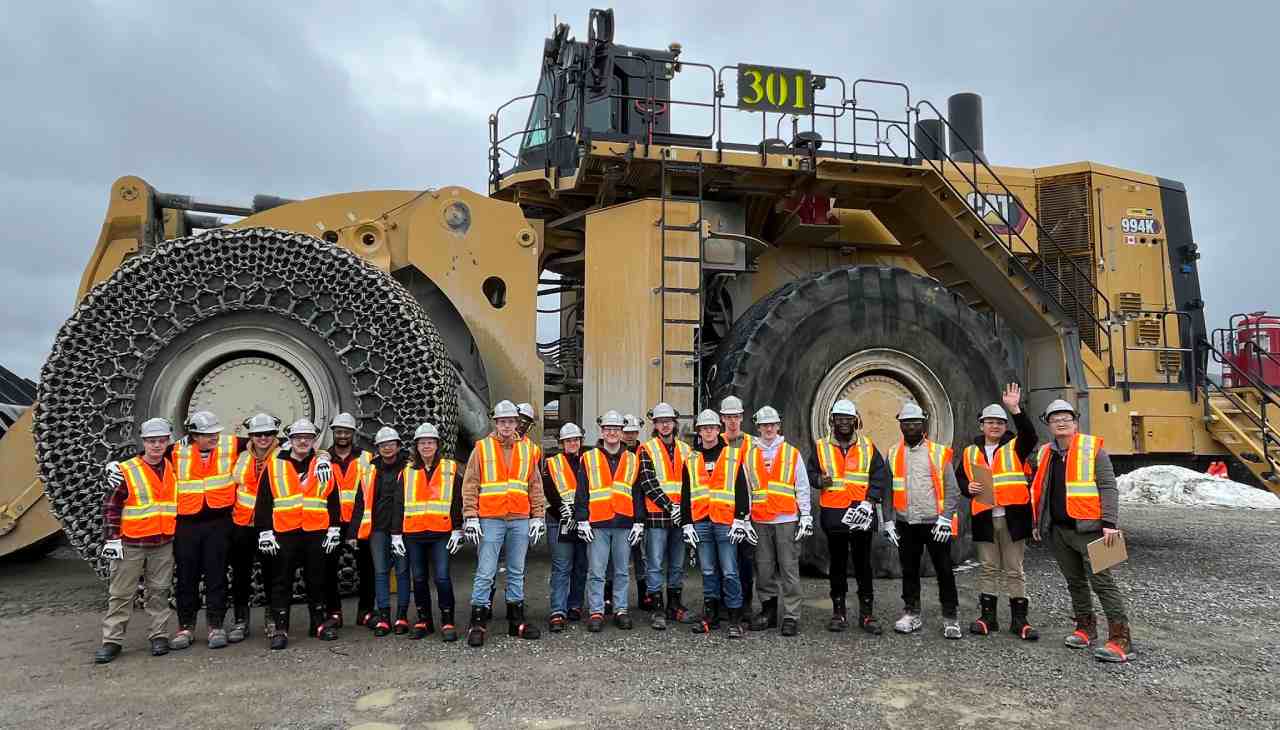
left=668, top=502, right=682, bottom=525
left=464, top=517, right=483, bottom=545
left=99, top=539, right=123, bottom=561
left=880, top=521, right=900, bottom=548
left=794, top=515, right=814, bottom=542
left=322, top=526, right=341, bottom=553
left=931, top=515, right=952, bottom=543
left=627, top=523, right=645, bottom=547
left=105, top=461, right=124, bottom=488
left=446, top=530, right=464, bottom=555
left=258, top=530, right=280, bottom=555
left=842, top=501, right=875, bottom=531
left=390, top=533, right=406, bottom=556
left=577, top=521, right=595, bottom=543
left=315, top=457, right=332, bottom=487
left=682, top=523, right=699, bottom=547
left=558, top=502, right=573, bottom=522
left=729, top=518, right=758, bottom=545
left=529, top=517, right=547, bottom=546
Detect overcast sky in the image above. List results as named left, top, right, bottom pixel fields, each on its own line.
left=2, top=1, right=1275, bottom=380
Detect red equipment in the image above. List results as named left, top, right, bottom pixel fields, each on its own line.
left=1224, top=312, right=1280, bottom=388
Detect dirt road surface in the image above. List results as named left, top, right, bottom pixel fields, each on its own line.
left=1, top=504, right=1277, bottom=729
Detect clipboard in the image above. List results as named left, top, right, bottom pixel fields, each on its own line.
left=970, top=463, right=995, bottom=506
left=1087, top=532, right=1128, bottom=574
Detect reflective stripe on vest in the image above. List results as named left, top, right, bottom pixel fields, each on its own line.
left=267, top=456, right=326, bottom=533
left=723, top=433, right=755, bottom=452
left=815, top=435, right=874, bottom=508
left=687, top=447, right=742, bottom=525
left=888, top=440, right=957, bottom=535
left=332, top=450, right=372, bottom=524
left=119, top=457, right=177, bottom=538
left=545, top=453, right=578, bottom=503
left=748, top=441, right=800, bottom=521
left=1029, top=433, right=1103, bottom=522
left=584, top=448, right=639, bottom=523
left=231, top=447, right=277, bottom=527
left=641, top=437, right=691, bottom=515
left=402, top=459, right=459, bottom=534
left=476, top=436, right=533, bottom=518
left=961, top=442, right=1031, bottom=516
left=174, top=435, right=239, bottom=514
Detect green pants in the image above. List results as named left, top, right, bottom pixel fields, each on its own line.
left=1050, top=526, right=1127, bottom=622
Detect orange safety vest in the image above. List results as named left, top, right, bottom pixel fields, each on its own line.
left=640, top=437, right=691, bottom=515
left=723, top=432, right=755, bottom=453
left=545, top=453, right=579, bottom=505
left=888, top=439, right=958, bottom=535
left=266, top=454, right=329, bottom=533
left=749, top=441, right=800, bottom=521
left=1029, top=433, right=1103, bottom=522
left=118, top=456, right=178, bottom=539
left=687, top=447, right=743, bottom=525
left=961, top=442, right=1031, bottom=516
left=475, top=436, right=534, bottom=518
left=402, top=458, right=459, bottom=534
left=815, top=435, right=875, bottom=509
left=231, top=446, right=277, bottom=527
left=521, top=435, right=544, bottom=467
left=331, top=448, right=372, bottom=524
left=174, top=435, right=239, bottom=514
left=583, top=447, right=639, bottom=523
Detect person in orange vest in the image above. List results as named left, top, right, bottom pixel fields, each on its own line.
left=807, top=399, right=891, bottom=635
left=462, top=400, right=546, bottom=647
left=636, top=402, right=691, bottom=630
left=682, top=409, right=754, bottom=638
left=348, top=426, right=410, bottom=637
left=718, top=395, right=757, bottom=619
left=325, top=412, right=374, bottom=629
left=402, top=422, right=465, bottom=641
left=1029, top=399, right=1131, bottom=663
left=574, top=410, right=646, bottom=632
left=254, top=418, right=343, bottom=650
left=955, top=384, right=1040, bottom=640
left=621, top=414, right=651, bottom=612
left=226, top=413, right=281, bottom=644
left=542, top=422, right=590, bottom=631
left=95, top=417, right=178, bottom=664
left=881, top=402, right=962, bottom=639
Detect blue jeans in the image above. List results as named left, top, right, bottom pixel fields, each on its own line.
left=407, top=538, right=453, bottom=618
left=470, top=518, right=529, bottom=607
left=587, top=527, right=631, bottom=615
left=369, top=531, right=409, bottom=613
left=644, top=526, right=686, bottom=594
left=547, top=524, right=587, bottom=617
left=694, top=522, right=741, bottom=609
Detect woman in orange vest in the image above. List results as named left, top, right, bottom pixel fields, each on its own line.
left=348, top=426, right=410, bottom=637
left=402, top=422, right=464, bottom=641
left=542, top=422, right=589, bottom=631
left=227, top=413, right=282, bottom=644
left=955, top=384, right=1040, bottom=640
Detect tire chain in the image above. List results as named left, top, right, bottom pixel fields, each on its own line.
left=35, top=227, right=458, bottom=602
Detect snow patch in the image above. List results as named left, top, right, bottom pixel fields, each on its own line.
left=1117, top=465, right=1280, bottom=509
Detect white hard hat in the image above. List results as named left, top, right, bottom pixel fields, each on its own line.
left=186, top=410, right=223, bottom=434
left=414, top=422, right=440, bottom=441
left=648, top=402, right=679, bottom=420
left=597, top=410, right=625, bottom=428
left=753, top=405, right=781, bottom=425
left=622, top=414, right=642, bottom=433
left=695, top=409, right=722, bottom=428
left=558, top=422, right=584, bottom=441
left=492, top=400, right=519, bottom=419
left=140, top=417, right=173, bottom=439
left=719, top=395, right=745, bottom=415
left=330, top=412, right=358, bottom=430
left=979, top=404, right=1009, bottom=422
left=830, top=399, right=858, bottom=417
left=243, top=413, right=280, bottom=435
left=374, top=426, right=401, bottom=445
left=516, top=402, right=537, bottom=420
left=286, top=418, right=319, bottom=436
left=1043, top=399, right=1077, bottom=421
left=897, top=402, right=927, bottom=421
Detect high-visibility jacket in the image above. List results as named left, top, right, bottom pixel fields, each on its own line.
left=231, top=447, right=277, bottom=527
left=723, top=432, right=755, bottom=453
left=640, top=437, right=691, bottom=515
left=402, top=458, right=459, bottom=534
left=583, top=447, right=639, bottom=523
left=266, top=455, right=330, bottom=533
left=749, top=441, right=800, bottom=521
left=118, top=456, right=178, bottom=539
left=687, top=447, right=743, bottom=525
left=545, top=453, right=579, bottom=504
left=521, top=435, right=544, bottom=467
left=888, top=439, right=957, bottom=535
left=961, top=442, right=1031, bottom=516
left=174, top=435, right=239, bottom=514
left=815, top=435, right=875, bottom=508
left=331, top=448, right=373, bottom=524
left=476, top=436, right=535, bottom=517
left=1030, top=433, right=1103, bottom=522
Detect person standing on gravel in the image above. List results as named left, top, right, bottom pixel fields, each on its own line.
left=227, top=413, right=282, bottom=644
left=325, top=413, right=374, bottom=629
left=718, top=396, right=758, bottom=620
left=349, top=427, right=410, bottom=637
left=636, top=402, right=692, bottom=630
left=621, top=414, right=651, bottom=612
left=543, top=422, right=590, bottom=631
left=401, top=423, right=464, bottom=642
left=1029, top=400, right=1132, bottom=663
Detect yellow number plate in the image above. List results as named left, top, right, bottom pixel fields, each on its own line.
left=736, top=64, right=814, bottom=114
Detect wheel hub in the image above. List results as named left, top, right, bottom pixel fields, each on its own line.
left=188, top=356, right=313, bottom=430
left=810, top=348, right=955, bottom=449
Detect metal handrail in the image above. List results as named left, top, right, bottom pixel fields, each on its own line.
left=1200, top=337, right=1280, bottom=475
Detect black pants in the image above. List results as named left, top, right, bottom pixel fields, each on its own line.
left=174, top=515, right=232, bottom=627
left=270, top=531, right=326, bottom=628
left=324, top=535, right=373, bottom=615
left=229, top=524, right=272, bottom=615
left=825, top=527, right=875, bottom=602
left=737, top=542, right=755, bottom=609
left=897, top=521, right=958, bottom=617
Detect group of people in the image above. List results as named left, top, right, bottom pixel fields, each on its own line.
left=94, top=385, right=1134, bottom=665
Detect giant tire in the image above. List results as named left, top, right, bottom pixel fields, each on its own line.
left=35, top=227, right=458, bottom=600
left=709, top=266, right=1016, bottom=578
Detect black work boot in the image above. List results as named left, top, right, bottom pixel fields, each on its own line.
left=411, top=609, right=435, bottom=640
left=858, top=597, right=883, bottom=635
left=440, top=608, right=459, bottom=642
left=507, top=602, right=540, bottom=639
left=827, top=596, right=849, bottom=632
left=313, top=604, right=339, bottom=641
left=668, top=588, right=692, bottom=624
left=466, top=605, right=488, bottom=648
left=1009, top=597, right=1039, bottom=641
left=95, top=642, right=122, bottom=664
left=649, top=592, right=667, bottom=630
left=726, top=606, right=745, bottom=639
left=270, top=610, right=289, bottom=650
left=692, top=598, right=721, bottom=633
left=749, top=597, right=778, bottom=631
left=970, top=593, right=998, bottom=636
left=373, top=609, right=392, bottom=637
left=394, top=609, right=410, bottom=636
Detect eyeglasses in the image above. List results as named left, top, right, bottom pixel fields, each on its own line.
left=1047, top=416, right=1075, bottom=425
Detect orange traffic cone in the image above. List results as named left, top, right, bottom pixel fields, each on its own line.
left=1206, top=461, right=1228, bottom=478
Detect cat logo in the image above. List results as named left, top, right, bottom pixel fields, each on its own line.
left=1120, top=216, right=1161, bottom=235
left=965, top=191, right=1029, bottom=235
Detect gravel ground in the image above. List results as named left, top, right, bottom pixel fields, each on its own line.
left=1, top=504, right=1277, bottom=729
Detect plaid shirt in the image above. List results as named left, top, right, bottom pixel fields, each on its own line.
left=637, top=440, right=680, bottom=529
left=101, top=458, right=174, bottom=547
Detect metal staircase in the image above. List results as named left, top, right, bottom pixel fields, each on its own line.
left=656, top=153, right=706, bottom=422
left=1203, top=333, right=1280, bottom=493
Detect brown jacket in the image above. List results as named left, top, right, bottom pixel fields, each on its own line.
left=462, top=432, right=545, bottom=520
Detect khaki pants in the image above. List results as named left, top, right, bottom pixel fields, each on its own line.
left=975, top=516, right=1026, bottom=598
left=102, top=542, right=174, bottom=644
left=1050, top=525, right=1128, bottom=622
left=754, top=521, right=802, bottom=620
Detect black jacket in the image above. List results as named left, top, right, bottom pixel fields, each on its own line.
left=953, top=410, right=1037, bottom=543
left=347, top=455, right=407, bottom=539
left=543, top=449, right=584, bottom=543
left=679, top=441, right=750, bottom=524
left=573, top=445, right=645, bottom=529
left=804, top=437, right=891, bottom=534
